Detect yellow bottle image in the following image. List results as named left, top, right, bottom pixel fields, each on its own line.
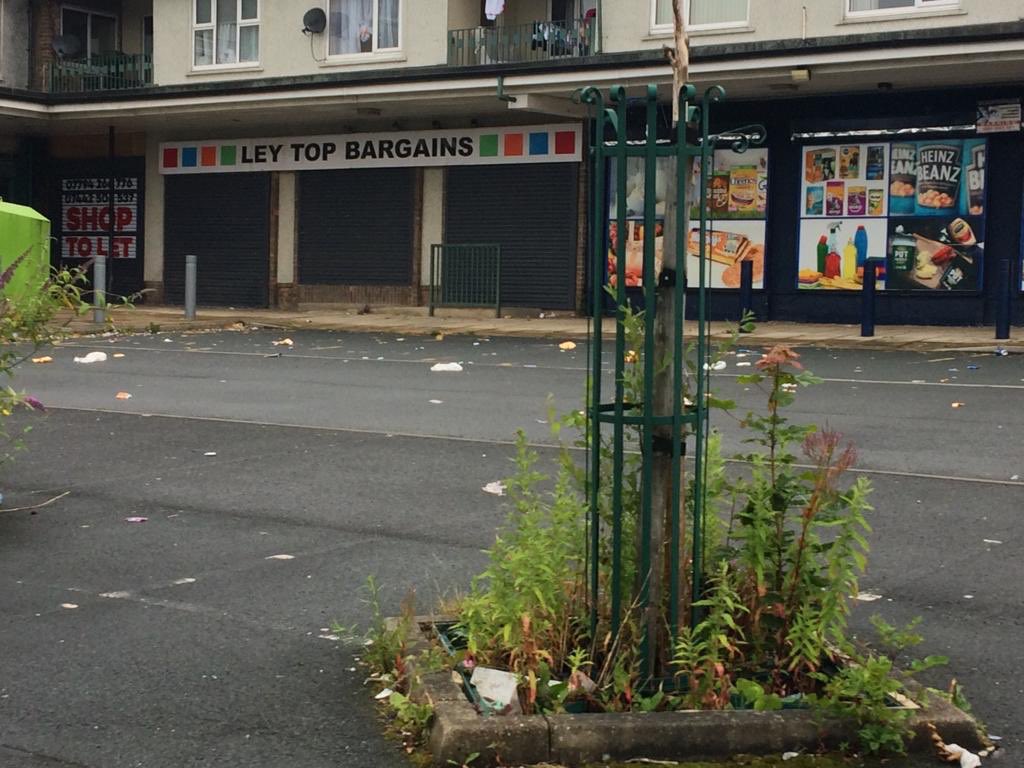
left=843, top=239, right=858, bottom=280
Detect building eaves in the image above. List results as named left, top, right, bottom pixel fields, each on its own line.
left=7, top=20, right=1024, bottom=106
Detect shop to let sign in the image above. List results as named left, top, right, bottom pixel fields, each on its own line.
left=60, top=177, right=139, bottom=260
left=159, top=124, right=582, bottom=175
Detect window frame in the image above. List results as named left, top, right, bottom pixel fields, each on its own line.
left=192, top=0, right=261, bottom=70
left=326, top=0, right=403, bottom=60
left=60, top=5, right=120, bottom=60
left=845, top=0, right=959, bottom=18
left=650, top=0, right=749, bottom=34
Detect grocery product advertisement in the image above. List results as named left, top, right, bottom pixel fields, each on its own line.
left=607, top=149, right=768, bottom=290
left=797, top=139, right=987, bottom=292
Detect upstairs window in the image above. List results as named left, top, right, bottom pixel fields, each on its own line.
left=328, top=0, right=400, bottom=56
left=653, top=0, right=748, bottom=32
left=62, top=8, right=118, bottom=59
left=847, top=0, right=957, bottom=14
left=194, top=0, right=260, bottom=67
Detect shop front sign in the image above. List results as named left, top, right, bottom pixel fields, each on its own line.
left=159, top=124, right=582, bottom=175
left=976, top=100, right=1021, bottom=135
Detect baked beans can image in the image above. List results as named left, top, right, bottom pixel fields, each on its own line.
left=915, top=143, right=962, bottom=215
left=889, top=143, right=917, bottom=215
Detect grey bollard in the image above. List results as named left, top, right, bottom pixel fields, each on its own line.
left=185, top=254, right=197, bottom=320
left=92, top=254, right=107, bottom=324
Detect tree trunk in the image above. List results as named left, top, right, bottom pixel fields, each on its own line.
left=644, top=0, right=690, bottom=678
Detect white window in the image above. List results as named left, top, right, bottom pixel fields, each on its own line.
left=193, top=0, right=259, bottom=67
left=847, top=0, right=957, bottom=15
left=328, top=0, right=401, bottom=56
left=652, top=0, right=748, bottom=32
left=61, top=7, right=118, bottom=59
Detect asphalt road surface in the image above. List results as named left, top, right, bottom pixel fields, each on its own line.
left=1, top=328, right=1021, bottom=767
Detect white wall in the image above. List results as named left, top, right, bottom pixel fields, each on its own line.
left=603, top=0, right=1024, bottom=55
left=153, top=0, right=448, bottom=86
left=144, top=132, right=164, bottom=284
left=419, top=166, right=443, bottom=285
left=277, top=171, right=296, bottom=284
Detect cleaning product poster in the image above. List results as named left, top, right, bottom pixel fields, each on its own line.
left=797, top=139, right=986, bottom=291
left=607, top=149, right=768, bottom=290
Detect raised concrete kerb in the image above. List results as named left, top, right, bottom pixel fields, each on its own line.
left=419, top=671, right=984, bottom=768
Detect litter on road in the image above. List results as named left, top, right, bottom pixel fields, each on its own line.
left=115, top=392, right=132, bottom=400
left=983, top=539, right=1003, bottom=545
left=558, top=341, right=577, bottom=350
left=271, top=338, right=294, bottom=347
left=73, top=352, right=107, bottom=364
left=265, top=554, right=295, bottom=560
left=951, top=402, right=966, bottom=408
left=113, top=353, right=125, bottom=358
left=31, top=356, right=53, bottom=364
left=203, top=451, right=217, bottom=456
left=124, top=516, right=148, bottom=523
left=60, top=603, right=79, bottom=610
left=482, top=481, right=506, bottom=496
left=703, top=360, right=727, bottom=371
left=855, top=592, right=883, bottom=602
left=428, top=399, right=443, bottom=404
left=430, top=362, right=464, bottom=372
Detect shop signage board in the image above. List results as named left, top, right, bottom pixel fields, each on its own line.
left=159, top=124, right=582, bottom=175
left=606, top=148, right=770, bottom=290
left=60, top=177, right=139, bottom=260
left=797, top=139, right=986, bottom=292
left=976, top=100, right=1021, bottom=134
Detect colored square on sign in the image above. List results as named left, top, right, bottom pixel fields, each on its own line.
left=181, top=147, right=198, bottom=167
left=529, top=132, right=549, bottom=155
left=504, top=133, right=524, bottom=156
left=220, top=145, right=237, bottom=166
left=480, top=134, right=499, bottom=157
left=555, top=131, right=576, bottom=155
left=201, top=146, right=217, bottom=166
left=162, top=147, right=179, bottom=169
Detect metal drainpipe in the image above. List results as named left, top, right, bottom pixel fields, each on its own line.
left=596, top=0, right=602, bottom=54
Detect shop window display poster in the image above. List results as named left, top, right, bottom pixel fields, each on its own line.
left=607, top=148, right=768, bottom=290
left=798, top=140, right=986, bottom=292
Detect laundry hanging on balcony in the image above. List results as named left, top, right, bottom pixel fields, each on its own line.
left=485, top=0, right=505, bottom=20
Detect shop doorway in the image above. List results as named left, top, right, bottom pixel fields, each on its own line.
left=164, top=173, right=270, bottom=307
left=445, top=163, right=578, bottom=309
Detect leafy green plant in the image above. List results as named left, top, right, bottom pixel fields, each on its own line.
left=387, top=691, right=433, bottom=748
left=0, top=253, right=94, bottom=464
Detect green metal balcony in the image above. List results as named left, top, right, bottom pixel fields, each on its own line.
left=45, top=53, right=153, bottom=94
left=447, top=18, right=596, bottom=66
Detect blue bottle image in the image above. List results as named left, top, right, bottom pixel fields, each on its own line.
left=854, top=225, right=868, bottom=268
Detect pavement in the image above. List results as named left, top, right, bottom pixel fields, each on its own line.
left=64, top=303, right=1021, bottom=353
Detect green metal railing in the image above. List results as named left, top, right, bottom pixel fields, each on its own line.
left=428, top=244, right=501, bottom=317
left=447, top=18, right=596, bottom=66
left=46, top=53, right=153, bottom=93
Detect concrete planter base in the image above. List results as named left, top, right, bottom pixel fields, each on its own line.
left=419, top=671, right=982, bottom=767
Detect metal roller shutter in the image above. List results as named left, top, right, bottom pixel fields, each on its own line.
left=445, top=164, right=578, bottom=309
left=297, top=168, right=414, bottom=284
left=164, top=173, right=270, bottom=307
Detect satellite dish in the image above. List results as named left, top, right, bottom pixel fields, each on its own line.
left=52, top=34, right=82, bottom=58
left=302, top=8, right=327, bottom=34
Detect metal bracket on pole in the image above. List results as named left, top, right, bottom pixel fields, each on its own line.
left=185, top=254, right=198, bottom=320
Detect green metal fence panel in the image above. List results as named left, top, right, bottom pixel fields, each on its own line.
left=428, top=244, right=501, bottom=317
left=447, top=18, right=596, bottom=66
left=46, top=53, right=153, bottom=94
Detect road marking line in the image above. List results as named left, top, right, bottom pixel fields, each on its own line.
left=45, top=405, right=1024, bottom=489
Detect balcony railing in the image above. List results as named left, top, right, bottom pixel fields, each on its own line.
left=45, top=53, right=153, bottom=94
left=448, top=18, right=596, bottom=66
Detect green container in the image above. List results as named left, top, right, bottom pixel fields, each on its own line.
left=0, top=200, right=50, bottom=301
